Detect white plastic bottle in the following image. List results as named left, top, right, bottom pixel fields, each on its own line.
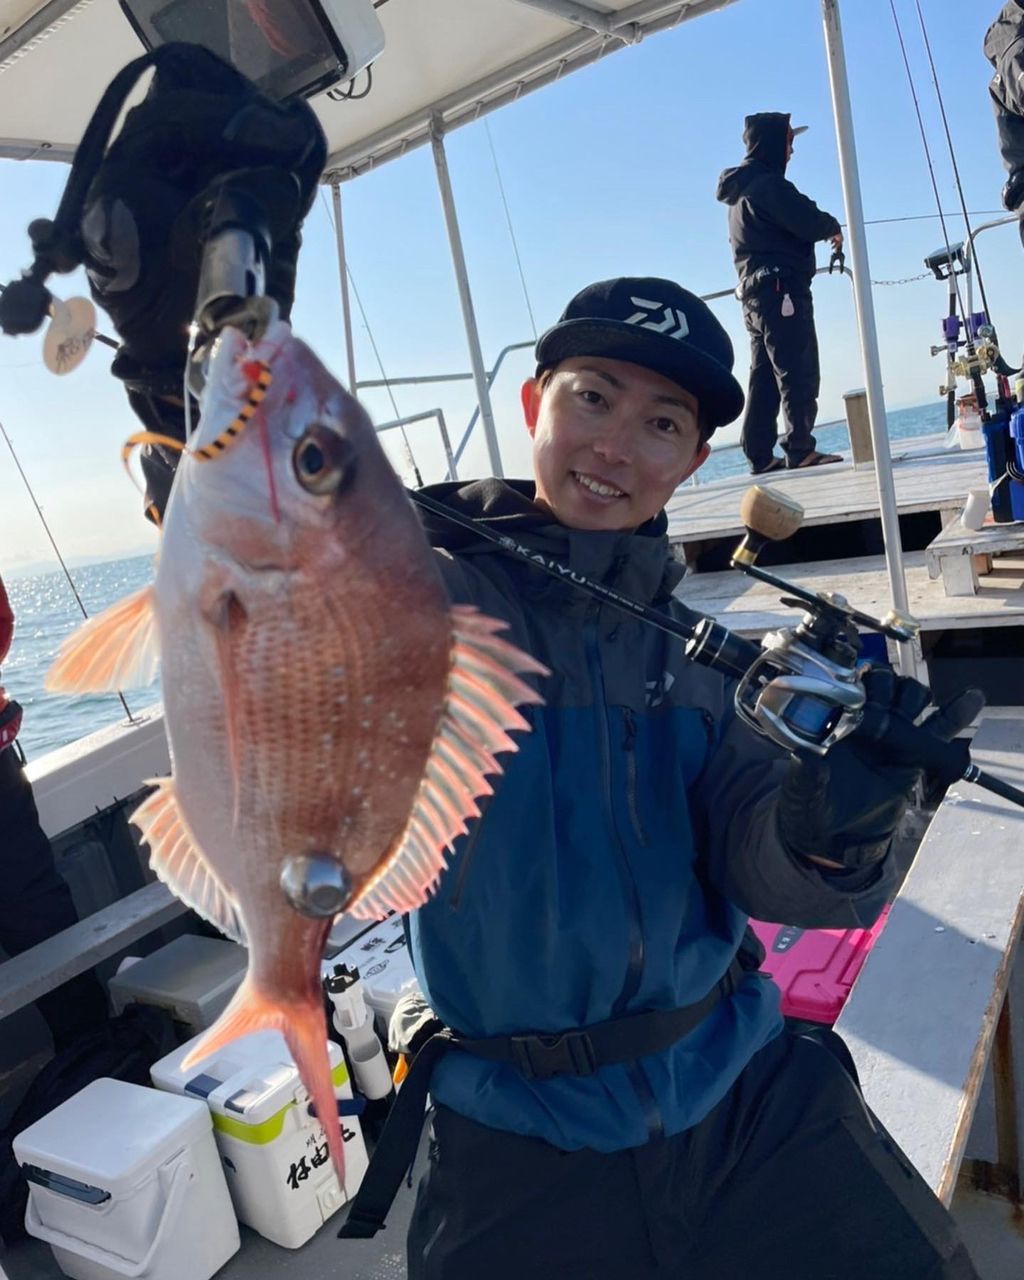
left=954, top=396, right=984, bottom=451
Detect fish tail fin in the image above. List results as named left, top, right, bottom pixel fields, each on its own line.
left=281, top=1003, right=347, bottom=1189
left=181, top=978, right=345, bottom=1186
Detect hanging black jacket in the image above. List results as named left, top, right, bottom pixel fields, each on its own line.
left=716, top=113, right=840, bottom=291
left=985, top=1, right=1024, bottom=211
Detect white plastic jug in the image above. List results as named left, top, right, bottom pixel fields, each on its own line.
left=954, top=398, right=984, bottom=451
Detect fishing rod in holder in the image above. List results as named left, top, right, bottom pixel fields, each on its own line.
left=409, top=485, right=1024, bottom=810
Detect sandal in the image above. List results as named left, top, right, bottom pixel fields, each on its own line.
left=751, top=457, right=786, bottom=475
left=793, top=451, right=843, bottom=469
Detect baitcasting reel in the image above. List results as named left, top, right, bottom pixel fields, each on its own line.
left=724, top=487, right=918, bottom=756
left=409, top=485, right=1024, bottom=808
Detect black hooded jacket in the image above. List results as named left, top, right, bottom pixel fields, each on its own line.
left=985, top=1, right=1024, bottom=211
left=716, top=113, right=840, bottom=291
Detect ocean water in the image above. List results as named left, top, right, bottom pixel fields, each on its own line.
left=3, top=400, right=950, bottom=761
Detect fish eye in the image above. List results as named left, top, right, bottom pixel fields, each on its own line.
left=292, top=425, right=355, bottom=496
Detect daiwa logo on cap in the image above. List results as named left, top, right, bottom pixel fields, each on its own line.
left=625, top=296, right=690, bottom=340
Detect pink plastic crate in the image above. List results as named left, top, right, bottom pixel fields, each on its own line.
left=748, top=908, right=890, bottom=1024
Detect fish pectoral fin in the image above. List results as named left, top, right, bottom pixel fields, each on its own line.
left=45, top=584, right=159, bottom=693
left=132, top=777, right=247, bottom=947
left=349, top=605, right=548, bottom=919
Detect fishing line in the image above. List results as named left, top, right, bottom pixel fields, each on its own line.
left=859, top=210, right=1005, bottom=226
left=913, top=0, right=994, bottom=325
left=317, top=190, right=423, bottom=487
left=888, top=0, right=969, bottom=326
left=0, top=417, right=136, bottom=723
left=484, top=119, right=538, bottom=341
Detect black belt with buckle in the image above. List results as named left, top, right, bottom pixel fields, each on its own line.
left=338, top=957, right=744, bottom=1241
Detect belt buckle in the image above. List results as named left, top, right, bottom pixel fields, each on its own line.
left=510, top=1031, right=597, bottom=1080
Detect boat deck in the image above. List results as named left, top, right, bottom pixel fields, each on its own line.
left=7, top=1152, right=1023, bottom=1280
left=665, top=436, right=1024, bottom=639
left=666, top=434, right=989, bottom=551
left=674, top=549, right=1024, bottom=637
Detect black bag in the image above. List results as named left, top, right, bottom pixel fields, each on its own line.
left=0, top=1003, right=178, bottom=1243
left=0, top=42, right=327, bottom=521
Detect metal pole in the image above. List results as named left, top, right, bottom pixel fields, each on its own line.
left=330, top=181, right=359, bottom=392
left=821, top=0, right=916, bottom=679
left=429, top=115, right=504, bottom=476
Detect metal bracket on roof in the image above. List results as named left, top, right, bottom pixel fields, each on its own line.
left=0, top=0, right=89, bottom=70
left=507, top=0, right=641, bottom=43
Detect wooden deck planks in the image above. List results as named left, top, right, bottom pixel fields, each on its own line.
left=666, top=438, right=989, bottom=546
left=835, top=716, right=1024, bottom=1204
left=673, top=550, right=1024, bottom=636
left=925, top=515, right=1024, bottom=597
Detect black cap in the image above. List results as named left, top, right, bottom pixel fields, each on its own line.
left=534, top=277, right=744, bottom=434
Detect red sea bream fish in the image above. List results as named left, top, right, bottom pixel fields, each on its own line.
left=47, top=320, right=545, bottom=1180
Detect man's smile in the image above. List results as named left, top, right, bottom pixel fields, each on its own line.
left=571, top=470, right=628, bottom=500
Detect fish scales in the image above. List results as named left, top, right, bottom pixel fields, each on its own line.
left=47, top=320, right=546, bottom=1185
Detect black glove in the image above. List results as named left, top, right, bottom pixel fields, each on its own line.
left=1003, top=169, right=1024, bottom=213
left=777, top=668, right=985, bottom=870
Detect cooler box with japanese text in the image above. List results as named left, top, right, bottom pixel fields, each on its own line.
left=13, top=1078, right=238, bottom=1280
left=749, top=908, right=890, bottom=1024
left=150, top=1028, right=368, bottom=1249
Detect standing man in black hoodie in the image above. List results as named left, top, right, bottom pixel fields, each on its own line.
left=985, top=2, right=1024, bottom=241
left=717, top=112, right=844, bottom=475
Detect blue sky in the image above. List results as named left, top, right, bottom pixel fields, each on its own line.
left=0, top=0, right=1019, bottom=572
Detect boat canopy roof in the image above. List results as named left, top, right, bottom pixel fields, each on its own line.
left=0, top=0, right=738, bottom=176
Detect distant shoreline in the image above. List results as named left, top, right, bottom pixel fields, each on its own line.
left=1, top=549, right=153, bottom=581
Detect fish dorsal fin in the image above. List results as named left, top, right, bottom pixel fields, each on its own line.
left=46, top=585, right=158, bottom=693
left=132, top=777, right=247, bottom=947
left=349, top=606, right=547, bottom=920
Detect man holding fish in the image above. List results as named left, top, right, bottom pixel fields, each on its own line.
left=34, top=53, right=979, bottom=1270
left=347, top=277, right=983, bottom=1279
left=50, top=266, right=981, bottom=1277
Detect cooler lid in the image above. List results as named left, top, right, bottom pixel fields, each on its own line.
left=151, top=1030, right=347, bottom=1129
left=109, top=935, right=247, bottom=1006
left=13, top=1079, right=211, bottom=1194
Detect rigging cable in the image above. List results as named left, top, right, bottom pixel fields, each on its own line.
left=913, top=0, right=994, bottom=325
left=484, top=119, right=538, bottom=340
left=318, top=191, right=423, bottom=487
left=888, top=0, right=969, bottom=328
left=0, top=417, right=135, bottom=723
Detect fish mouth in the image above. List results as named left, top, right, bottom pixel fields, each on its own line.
left=571, top=471, right=629, bottom=501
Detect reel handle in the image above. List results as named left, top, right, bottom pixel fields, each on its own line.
left=732, top=486, right=804, bottom=566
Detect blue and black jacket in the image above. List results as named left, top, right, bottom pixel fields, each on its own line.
left=410, top=478, right=892, bottom=1153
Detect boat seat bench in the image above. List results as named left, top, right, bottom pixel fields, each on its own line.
left=0, top=881, right=185, bottom=1021
left=835, top=713, right=1024, bottom=1204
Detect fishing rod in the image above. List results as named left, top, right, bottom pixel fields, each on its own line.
left=913, top=0, right=996, bottom=338
left=408, top=485, right=1024, bottom=810
left=0, top=418, right=135, bottom=725
left=888, top=0, right=992, bottom=417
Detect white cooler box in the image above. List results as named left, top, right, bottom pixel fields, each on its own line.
left=150, top=1029, right=368, bottom=1250
left=108, top=936, right=247, bottom=1036
left=323, top=911, right=421, bottom=1032
left=13, top=1078, right=239, bottom=1280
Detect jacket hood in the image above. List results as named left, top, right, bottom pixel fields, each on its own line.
left=416, top=477, right=685, bottom=605
left=986, top=2, right=1024, bottom=66
left=716, top=113, right=791, bottom=205
left=743, top=113, right=791, bottom=170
